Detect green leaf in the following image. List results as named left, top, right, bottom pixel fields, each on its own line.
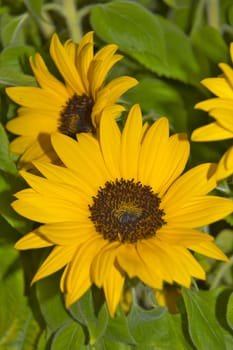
left=191, top=26, right=229, bottom=64
left=215, top=229, right=233, bottom=254
left=50, top=322, right=86, bottom=350
left=104, top=306, right=136, bottom=345
left=125, top=78, right=187, bottom=131
left=182, top=288, right=227, bottom=350
left=23, top=0, right=44, bottom=17
left=69, top=286, right=109, bottom=345
left=0, top=46, right=36, bottom=86
left=36, top=272, right=72, bottom=335
left=0, top=13, right=29, bottom=47
left=128, top=303, right=193, bottom=348
left=0, top=170, right=33, bottom=233
left=91, top=1, right=200, bottom=84
left=95, top=337, right=132, bottom=350
left=0, top=123, right=17, bottom=174
left=0, top=244, right=41, bottom=349
left=227, top=292, right=233, bottom=330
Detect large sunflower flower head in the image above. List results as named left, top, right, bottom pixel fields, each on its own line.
left=6, top=31, right=138, bottom=168
left=13, top=104, right=233, bottom=317
left=191, top=42, right=233, bottom=179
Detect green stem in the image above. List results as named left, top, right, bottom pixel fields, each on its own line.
left=190, top=0, right=206, bottom=35
left=63, top=0, right=81, bottom=42
left=210, top=254, right=233, bottom=289
left=206, top=0, right=220, bottom=31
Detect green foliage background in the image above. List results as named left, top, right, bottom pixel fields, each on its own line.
left=0, top=0, right=233, bottom=349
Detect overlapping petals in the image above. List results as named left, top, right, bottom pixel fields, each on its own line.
left=6, top=31, right=138, bottom=167
left=13, top=104, right=233, bottom=317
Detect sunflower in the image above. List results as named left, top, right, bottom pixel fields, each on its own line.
left=6, top=31, right=138, bottom=168
left=13, top=104, right=233, bottom=317
left=191, top=43, right=233, bottom=179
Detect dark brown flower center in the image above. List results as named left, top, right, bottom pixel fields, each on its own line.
left=59, top=94, right=94, bottom=138
left=89, top=178, right=166, bottom=243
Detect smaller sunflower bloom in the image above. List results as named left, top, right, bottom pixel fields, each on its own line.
left=13, top=105, right=233, bottom=317
left=6, top=31, right=138, bottom=168
left=191, top=43, right=233, bottom=179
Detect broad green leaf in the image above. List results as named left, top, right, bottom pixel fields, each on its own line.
left=125, top=78, right=187, bottom=131
left=128, top=303, right=193, bottom=348
left=36, top=272, right=72, bottom=335
left=0, top=170, right=33, bottom=233
left=182, top=288, right=227, bottom=350
left=191, top=26, right=229, bottom=64
left=0, top=67, right=36, bottom=86
left=95, top=337, right=132, bottom=350
left=104, top=306, right=136, bottom=345
left=91, top=1, right=200, bottom=84
left=50, top=322, right=86, bottom=350
left=0, top=46, right=36, bottom=86
left=227, top=292, right=233, bottom=330
left=0, top=13, right=28, bottom=47
left=69, top=287, right=109, bottom=345
left=0, top=244, right=41, bottom=349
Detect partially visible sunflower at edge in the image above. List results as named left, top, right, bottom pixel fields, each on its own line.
left=191, top=43, right=233, bottom=180
left=6, top=31, right=138, bottom=168
left=13, top=104, right=233, bottom=317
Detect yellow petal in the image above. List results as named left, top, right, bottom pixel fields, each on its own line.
left=157, top=226, right=213, bottom=246
left=209, top=108, right=233, bottom=132
left=191, top=121, right=233, bottom=141
left=12, top=194, right=88, bottom=223
left=120, top=104, right=142, bottom=179
left=7, top=114, right=57, bottom=135
left=217, top=146, right=233, bottom=180
left=138, top=117, right=169, bottom=184
left=117, top=244, right=163, bottom=289
left=149, top=133, right=189, bottom=196
left=99, top=111, right=121, bottom=178
left=51, top=133, right=108, bottom=188
left=15, top=231, right=53, bottom=250
left=189, top=241, right=229, bottom=262
left=39, top=222, right=95, bottom=246
left=50, top=33, right=85, bottom=94
left=91, top=242, right=120, bottom=287
left=6, top=87, right=63, bottom=109
left=65, top=236, right=106, bottom=307
left=165, top=196, right=233, bottom=228
left=162, top=163, right=217, bottom=206
left=195, top=97, right=233, bottom=112
left=103, top=262, right=125, bottom=317
left=219, top=62, right=233, bottom=88
left=201, top=77, right=233, bottom=98
left=32, top=245, right=76, bottom=283
left=30, top=54, right=69, bottom=98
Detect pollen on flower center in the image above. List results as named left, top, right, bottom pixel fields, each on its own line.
left=89, top=178, right=166, bottom=243
left=59, top=93, right=94, bottom=138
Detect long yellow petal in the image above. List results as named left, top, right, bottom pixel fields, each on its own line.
left=15, top=231, right=53, bottom=250
left=32, top=245, right=76, bottom=283
left=103, top=262, right=125, bottom=317
left=191, top=121, right=233, bottom=141
left=120, top=104, right=142, bottom=179
left=99, top=111, right=121, bottom=178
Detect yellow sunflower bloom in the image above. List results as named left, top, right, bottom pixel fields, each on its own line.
left=191, top=43, right=233, bottom=179
left=6, top=31, right=138, bottom=168
left=13, top=104, right=233, bottom=317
